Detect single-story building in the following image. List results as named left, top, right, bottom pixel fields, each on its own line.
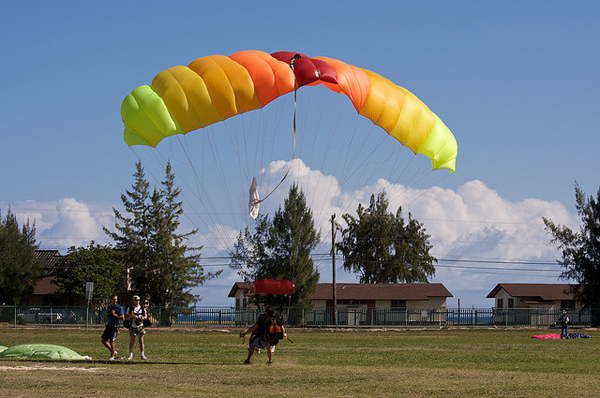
left=311, top=283, right=453, bottom=309
left=486, top=283, right=579, bottom=310
left=28, top=250, right=63, bottom=306
left=27, top=249, right=134, bottom=306
left=229, top=281, right=453, bottom=325
left=229, top=282, right=453, bottom=310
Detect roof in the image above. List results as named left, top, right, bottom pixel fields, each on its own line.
left=486, top=284, right=577, bottom=301
left=32, top=250, right=62, bottom=295
left=229, top=282, right=453, bottom=300
left=228, top=282, right=254, bottom=297
left=35, top=250, right=62, bottom=269
left=311, top=283, right=453, bottom=301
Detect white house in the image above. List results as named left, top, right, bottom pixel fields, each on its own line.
left=486, top=283, right=579, bottom=310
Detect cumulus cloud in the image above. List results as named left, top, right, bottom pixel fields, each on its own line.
left=1, top=170, right=581, bottom=307
left=240, top=165, right=579, bottom=307
left=40, top=198, right=115, bottom=250
left=1, top=199, right=114, bottom=252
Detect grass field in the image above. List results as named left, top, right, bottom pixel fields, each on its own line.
left=1, top=326, right=599, bottom=397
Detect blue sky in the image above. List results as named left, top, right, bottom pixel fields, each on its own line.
left=1, top=1, right=599, bottom=307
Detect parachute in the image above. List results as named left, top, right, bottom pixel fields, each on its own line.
left=122, top=50, right=457, bottom=173
left=254, top=279, right=295, bottom=295
left=120, top=51, right=458, bottom=257
left=0, top=344, right=88, bottom=360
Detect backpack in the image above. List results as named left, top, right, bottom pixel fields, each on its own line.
left=262, top=315, right=284, bottom=345
left=125, top=306, right=149, bottom=329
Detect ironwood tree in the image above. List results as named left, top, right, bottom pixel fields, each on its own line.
left=544, top=183, right=600, bottom=308
left=338, top=191, right=437, bottom=284
left=104, top=161, right=220, bottom=313
left=0, top=208, right=44, bottom=305
left=230, top=184, right=320, bottom=309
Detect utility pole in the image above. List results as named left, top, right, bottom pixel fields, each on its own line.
left=331, top=214, right=338, bottom=326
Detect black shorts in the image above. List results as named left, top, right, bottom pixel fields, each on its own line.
left=101, top=324, right=119, bottom=342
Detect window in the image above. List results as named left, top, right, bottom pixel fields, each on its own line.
left=561, top=300, right=575, bottom=309
left=507, top=298, right=514, bottom=308
left=391, top=300, right=407, bottom=308
left=497, top=298, right=504, bottom=308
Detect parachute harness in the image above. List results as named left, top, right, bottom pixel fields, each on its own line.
left=248, top=54, right=300, bottom=217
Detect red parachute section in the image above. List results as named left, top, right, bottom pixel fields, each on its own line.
left=253, top=279, right=295, bottom=295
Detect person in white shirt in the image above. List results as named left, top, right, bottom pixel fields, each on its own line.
left=126, top=295, right=148, bottom=360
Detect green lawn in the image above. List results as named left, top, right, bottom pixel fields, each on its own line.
left=1, top=326, right=599, bottom=397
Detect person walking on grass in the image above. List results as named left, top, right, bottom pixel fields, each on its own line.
left=101, top=294, right=124, bottom=360
left=126, top=295, right=148, bottom=360
left=240, top=306, right=286, bottom=364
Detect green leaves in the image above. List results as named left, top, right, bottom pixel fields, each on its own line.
left=230, top=184, right=320, bottom=309
left=0, top=208, right=44, bottom=304
left=339, top=190, right=436, bottom=284
left=105, top=161, right=220, bottom=308
left=544, top=182, right=600, bottom=308
left=53, top=242, right=124, bottom=304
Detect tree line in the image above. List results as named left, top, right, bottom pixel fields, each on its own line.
left=2, top=164, right=600, bottom=311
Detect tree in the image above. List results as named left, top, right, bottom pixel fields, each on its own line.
left=338, top=191, right=436, bottom=284
left=230, top=213, right=277, bottom=283
left=104, top=161, right=220, bottom=310
left=52, top=242, right=125, bottom=305
left=543, top=183, right=600, bottom=308
left=0, top=208, right=44, bottom=305
left=230, top=184, right=321, bottom=309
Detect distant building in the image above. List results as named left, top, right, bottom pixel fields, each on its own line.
left=27, top=249, right=133, bottom=306
left=229, top=282, right=453, bottom=310
left=28, top=250, right=62, bottom=306
left=486, top=283, right=579, bottom=310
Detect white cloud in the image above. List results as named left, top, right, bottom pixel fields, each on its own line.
left=1, top=172, right=581, bottom=308
left=40, top=198, right=114, bottom=250
left=2, top=199, right=114, bottom=252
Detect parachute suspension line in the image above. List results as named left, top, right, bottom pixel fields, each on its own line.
left=251, top=55, right=300, bottom=207
left=205, top=128, right=241, bottom=230
left=387, top=168, right=450, bottom=211
left=129, top=146, right=218, bottom=249
left=162, top=135, right=234, bottom=251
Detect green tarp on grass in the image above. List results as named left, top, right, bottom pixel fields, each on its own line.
left=0, top=344, right=87, bottom=360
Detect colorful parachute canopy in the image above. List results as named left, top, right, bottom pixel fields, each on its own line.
left=0, top=344, right=87, bottom=360
left=121, top=50, right=457, bottom=173
left=254, top=279, right=295, bottom=295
